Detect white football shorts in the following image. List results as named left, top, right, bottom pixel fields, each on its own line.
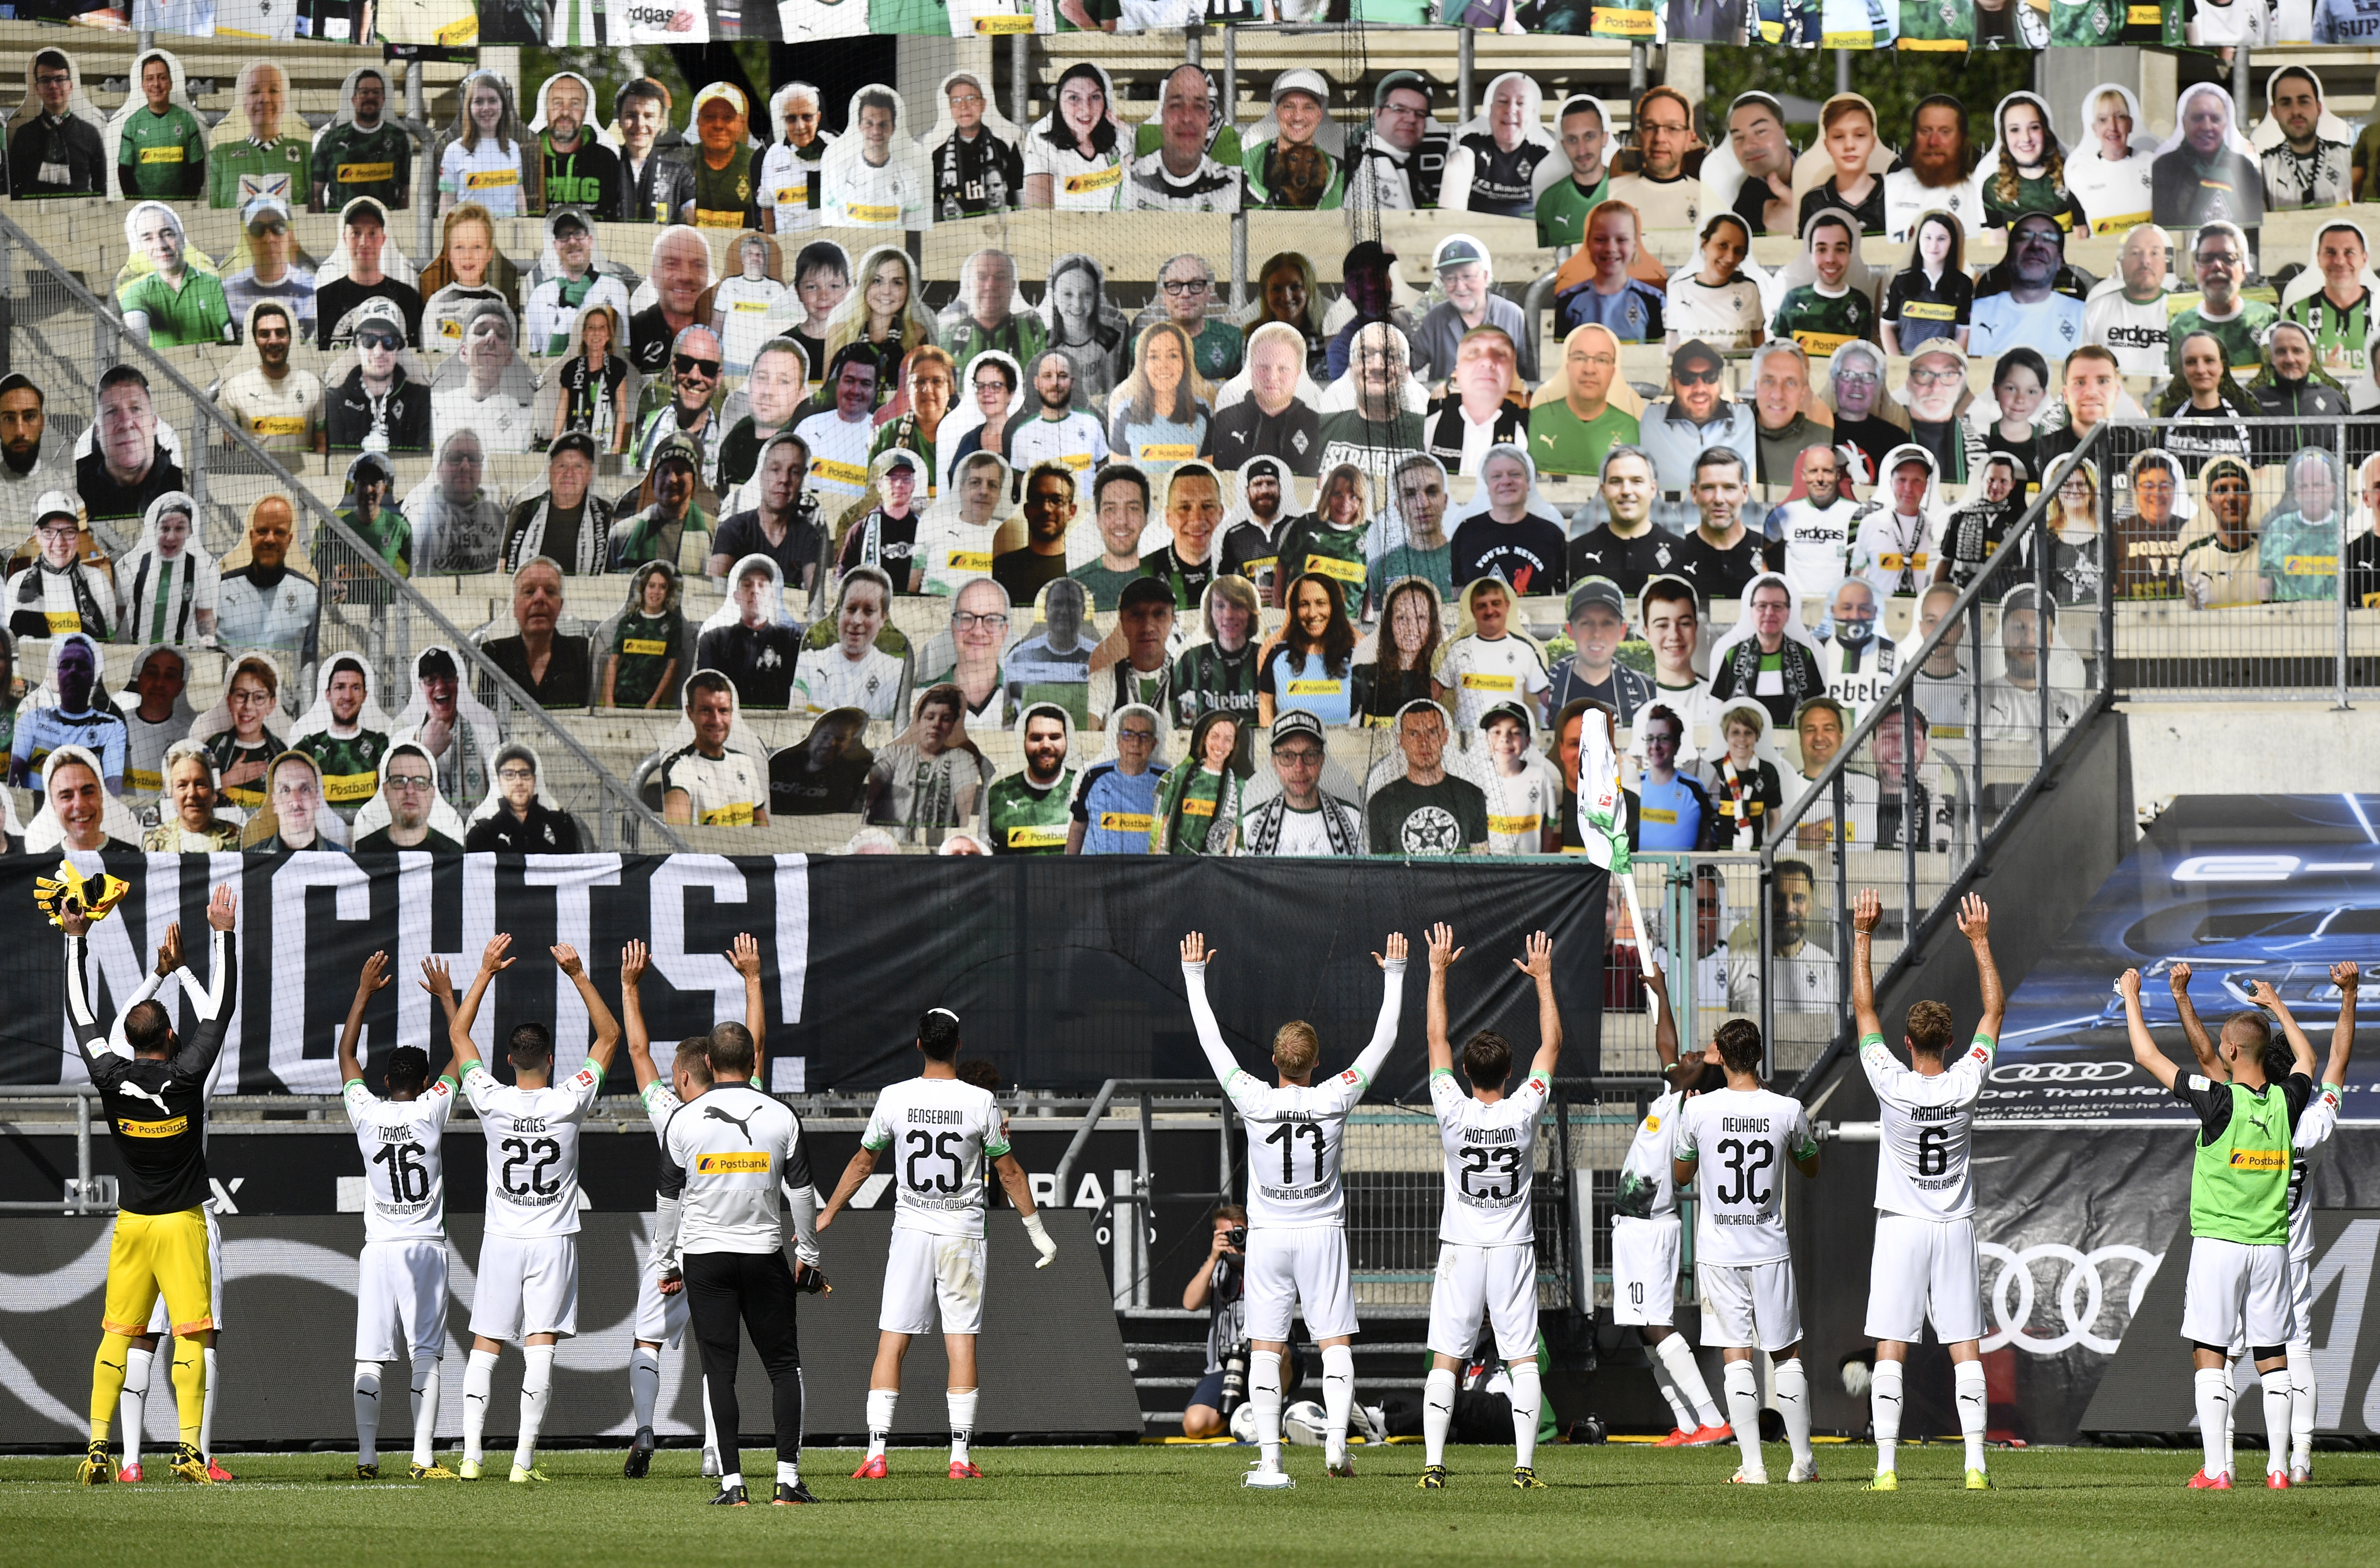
left=880, top=1227, right=988, bottom=1337
left=634, top=1259, right=691, bottom=1347
left=2181, top=1236, right=2293, bottom=1350
left=1427, top=1241, right=1538, bottom=1360
left=1698, top=1258, right=1803, bottom=1352
left=1864, top=1213, right=1984, bottom=1345
left=355, top=1237, right=450, bottom=1362
left=469, top=1233, right=580, bottom=1342
left=1243, top=1225, right=1357, bottom=1343
left=1609, top=1215, right=1682, bottom=1327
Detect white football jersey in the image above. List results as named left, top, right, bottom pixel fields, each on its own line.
left=1428, top=1069, right=1547, bottom=1248
left=713, top=274, right=787, bottom=374
left=343, top=1075, right=457, bottom=1243
left=861, top=1075, right=1011, bottom=1239
left=1672, top=1086, right=1814, bottom=1267
left=2288, top=1081, right=2344, bottom=1265
left=463, top=1061, right=602, bottom=1239
left=1612, top=1085, right=1683, bottom=1223
left=1770, top=497, right=1859, bottom=600
left=1227, top=1070, right=1367, bottom=1229
left=1860, top=1031, right=1992, bottom=1221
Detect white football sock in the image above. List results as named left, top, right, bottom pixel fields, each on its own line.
left=776, top=1459, right=800, bottom=1487
left=1655, top=1334, right=1722, bottom=1428
left=721, top=1469, right=744, bottom=1493
left=411, top=1361, right=440, bottom=1468
left=701, top=1376, right=721, bottom=1470
left=1954, top=1359, right=1988, bottom=1472
left=514, top=1346, right=554, bottom=1470
left=1422, top=1368, right=1456, bottom=1467
left=1646, top=1341, right=1694, bottom=1431
left=1249, top=1350, right=1284, bottom=1472
left=866, top=1387, right=897, bottom=1461
left=119, top=1346, right=153, bottom=1470
left=2195, top=1366, right=2231, bottom=1477
left=1870, top=1358, right=1904, bottom=1473
left=1508, top=1362, right=1541, bottom=1471
left=1774, top=1358, right=1812, bottom=1468
left=948, top=1388, right=977, bottom=1466
left=462, top=1348, right=498, bottom=1464
left=1723, top=1360, right=1764, bottom=1479
left=199, top=1347, right=219, bottom=1459
left=2288, top=1344, right=2315, bottom=1471
left=1320, top=1345, right=1354, bottom=1465
left=353, top=1362, right=382, bottom=1467
left=2259, top=1365, right=2292, bottom=1477
left=2224, top=1359, right=2240, bottom=1478
left=629, top=1345, right=661, bottom=1432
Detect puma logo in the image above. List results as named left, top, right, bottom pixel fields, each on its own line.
left=119, top=1081, right=173, bottom=1116
left=704, top=1104, right=758, bottom=1142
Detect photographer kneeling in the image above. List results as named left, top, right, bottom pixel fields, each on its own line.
left=1183, top=1205, right=1303, bottom=1439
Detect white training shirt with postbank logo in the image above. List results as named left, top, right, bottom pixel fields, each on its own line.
left=1428, top=1068, right=1548, bottom=1248
left=1860, top=1031, right=1993, bottom=1221
left=862, top=1076, right=1011, bottom=1239
left=1612, top=1084, right=1684, bottom=1223
left=1671, top=1086, right=1816, bottom=1267
left=342, top=1074, right=458, bottom=1243
left=462, top=1060, right=603, bottom=1239
left=659, top=1079, right=807, bottom=1256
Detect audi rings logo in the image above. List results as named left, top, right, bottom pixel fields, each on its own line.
left=1988, top=1060, right=2134, bottom=1085
left=1978, top=1243, right=2165, bottom=1356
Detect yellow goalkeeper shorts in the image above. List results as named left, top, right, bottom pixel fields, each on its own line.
left=102, top=1208, right=214, bottom=1337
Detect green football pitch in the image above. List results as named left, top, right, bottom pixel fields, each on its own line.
left=8, top=1444, right=2380, bottom=1566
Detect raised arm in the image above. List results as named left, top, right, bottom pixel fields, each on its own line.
left=339, top=950, right=393, bottom=1087
left=554, top=943, right=621, bottom=1074
left=1957, top=894, right=2003, bottom=1042
left=1645, top=950, right=1685, bottom=1087
left=1178, top=932, right=1246, bottom=1087
left=730, top=933, right=765, bottom=1082
left=2325, top=962, right=2360, bottom=1086
left=2119, top=968, right=2181, bottom=1091
left=1850, top=886, right=1883, bottom=1042
left=444, top=935, right=518, bottom=1073
left=1424, top=922, right=1463, bottom=1075
left=2248, top=978, right=2321, bottom=1084
left=1517, top=930, right=1562, bottom=1080
left=619, top=939, right=659, bottom=1094
left=1345, top=932, right=1411, bottom=1088
left=2168, top=961, right=2224, bottom=1081
left=419, top=957, right=471, bottom=1074
left=169, top=887, right=239, bottom=1082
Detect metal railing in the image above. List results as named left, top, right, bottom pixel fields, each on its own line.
left=0, top=209, right=687, bottom=854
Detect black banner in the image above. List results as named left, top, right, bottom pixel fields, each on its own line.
left=0, top=854, right=1606, bottom=1096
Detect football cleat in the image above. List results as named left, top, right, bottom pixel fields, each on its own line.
left=1325, top=1455, right=1355, bottom=1479
left=2289, top=1466, right=2313, bottom=1487
left=509, top=1465, right=547, bottom=1484
left=1787, top=1457, right=1820, bottom=1484
left=78, top=1443, right=112, bottom=1486
left=170, top=1447, right=214, bottom=1485
left=949, top=1461, right=983, bottom=1480
left=411, top=1463, right=458, bottom=1481
left=708, top=1484, right=748, bottom=1506
left=773, top=1481, right=817, bottom=1505
left=115, top=1463, right=142, bottom=1484
left=1512, top=1466, right=1546, bottom=1490
left=1682, top=1423, right=1733, bottom=1447
left=1655, top=1428, right=1694, bottom=1447
left=2186, top=1468, right=2233, bottom=1490
left=457, top=1460, right=482, bottom=1481
left=1966, top=1469, right=1993, bottom=1491
left=353, top=1464, right=378, bottom=1481
left=1242, top=1467, right=1296, bottom=1490
left=1868, top=1471, right=1899, bottom=1491
left=2266, top=1471, right=2290, bottom=1491
left=624, top=1428, right=656, bottom=1480
left=205, top=1457, right=235, bottom=1482
left=1416, top=1465, right=1448, bottom=1490
left=1731, top=1468, right=1770, bottom=1485
left=851, top=1453, right=889, bottom=1479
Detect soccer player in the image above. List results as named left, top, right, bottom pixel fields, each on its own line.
left=1415, top=923, right=1559, bottom=1490
left=1670, top=1014, right=1822, bottom=1484
left=1608, top=955, right=1730, bottom=1448
left=657, top=977, right=823, bottom=1507
left=1180, top=927, right=1408, bottom=1487
left=2170, top=958, right=2357, bottom=1488
left=430, top=934, right=622, bottom=1482
left=617, top=935, right=760, bottom=1479
left=2117, top=964, right=2317, bottom=1489
left=68, top=883, right=238, bottom=1487
left=819, top=1007, right=1058, bottom=1480
left=1850, top=888, right=2003, bottom=1491
left=337, top=951, right=460, bottom=1480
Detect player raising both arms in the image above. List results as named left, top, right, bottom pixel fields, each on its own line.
left=1416, top=923, right=1559, bottom=1491
left=338, top=951, right=462, bottom=1480
left=1851, top=889, right=2003, bottom=1492
left=1670, top=1015, right=1822, bottom=1485
left=614, top=936, right=759, bottom=1481
left=429, top=934, right=622, bottom=1482
left=1180, top=927, right=1408, bottom=1489
left=1608, top=953, right=1730, bottom=1449
left=819, top=1007, right=1058, bottom=1481
left=68, top=883, right=238, bottom=1487
left=2170, top=959, right=2356, bottom=1488
left=2118, top=963, right=2317, bottom=1489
